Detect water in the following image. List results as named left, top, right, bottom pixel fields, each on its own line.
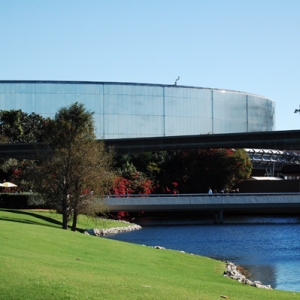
left=106, top=214, right=300, bottom=292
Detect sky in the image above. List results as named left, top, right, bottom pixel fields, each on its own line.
left=1, top=0, right=300, bottom=131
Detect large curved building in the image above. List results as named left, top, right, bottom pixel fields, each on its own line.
left=0, top=81, right=275, bottom=139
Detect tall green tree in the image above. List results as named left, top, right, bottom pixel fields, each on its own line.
left=0, top=110, right=47, bottom=189
left=31, top=103, right=115, bottom=230
left=0, top=109, right=46, bottom=143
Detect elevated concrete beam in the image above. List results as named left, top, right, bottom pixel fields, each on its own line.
left=105, top=130, right=300, bottom=154
left=1, top=130, right=300, bottom=159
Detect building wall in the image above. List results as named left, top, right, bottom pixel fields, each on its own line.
left=238, top=180, right=300, bottom=193
left=0, top=81, right=275, bottom=139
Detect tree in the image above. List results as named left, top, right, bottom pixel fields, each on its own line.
left=117, top=151, right=168, bottom=181
left=112, top=161, right=152, bottom=195
left=0, top=110, right=47, bottom=190
left=184, top=148, right=252, bottom=192
left=31, top=103, right=115, bottom=230
left=112, top=151, right=170, bottom=195
left=0, top=109, right=46, bottom=143
left=153, top=148, right=252, bottom=193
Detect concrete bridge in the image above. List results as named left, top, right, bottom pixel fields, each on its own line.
left=104, top=193, right=300, bottom=222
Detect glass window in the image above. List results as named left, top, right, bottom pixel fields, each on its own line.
left=212, top=91, right=247, bottom=133
left=65, top=94, right=77, bottom=106
left=75, top=84, right=85, bottom=94
left=9, top=83, right=15, bottom=93
left=0, top=83, right=5, bottom=93
left=248, top=96, right=275, bottom=131
left=65, top=84, right=76, bottom=94
left=85, top=84, right=96, bottom=94
left=0, top=94, right=5, bottom=107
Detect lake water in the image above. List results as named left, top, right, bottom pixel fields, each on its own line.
left=106, top=214, right=300, bottom=292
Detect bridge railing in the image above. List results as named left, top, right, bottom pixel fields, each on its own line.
left=104, top=192, right=300, bottom=198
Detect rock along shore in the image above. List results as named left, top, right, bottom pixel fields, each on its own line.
left=224, top=261, right=272, bottom=289
left=83, top=220, right=142, bottom=236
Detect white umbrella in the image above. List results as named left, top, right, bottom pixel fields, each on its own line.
left=0, top=182, right=18, bottom=188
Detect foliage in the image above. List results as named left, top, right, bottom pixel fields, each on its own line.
left=0, top=193, right=46, bottom=209
left=153, top=148, right=252, bottom=194
left=114, top=151, right=168, bottom=181
left=26, top=193, right=47, bottom=207
left=0, top=158, right=37, bottom=192
left=113, top=149, right=252, bottom=194
left=0, top=110, right=47, bottom=191
left=0, top=158, right=19, bottom=180
left=0, top=109, right=46, bottom=143
left=30, top=103, right=115, bottom=230
left=112, top=152, right=168, bottom=195
left=112, top=162, right=152, bottom=194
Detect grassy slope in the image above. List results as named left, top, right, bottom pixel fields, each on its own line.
left=0, top=209, right=130, bottom=232
left=0, top=209, right=298, bottom=300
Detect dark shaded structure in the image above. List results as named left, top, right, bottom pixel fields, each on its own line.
left=104, top=130, right=300, bottom=154
left=1, top=130, right=300, bottom=159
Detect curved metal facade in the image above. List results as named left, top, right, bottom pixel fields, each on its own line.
left=0, top=81, right=275, bottom=139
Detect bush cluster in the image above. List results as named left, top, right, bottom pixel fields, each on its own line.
left=0, top=193, right=47, bottom=209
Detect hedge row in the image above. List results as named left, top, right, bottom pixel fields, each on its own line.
left=0, top=193, right=48, bottom=209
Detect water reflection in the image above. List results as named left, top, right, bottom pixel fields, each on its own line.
left=242, top=264, right=277, bottom=289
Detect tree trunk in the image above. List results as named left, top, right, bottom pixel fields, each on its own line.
left=62, top=197, right=69, bottom=230
left=71, top=211, right=78, bottom=232
left=71, top=192, right=79, bottom=231
left=62, top=212, right=69, bottom=230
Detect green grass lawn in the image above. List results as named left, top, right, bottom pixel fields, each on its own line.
left=0, top=209, right=299, bottom=300
left=0, top=209, right=130, bottom=232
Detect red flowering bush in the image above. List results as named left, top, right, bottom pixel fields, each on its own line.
left=112, top=163, right=153, bottom=195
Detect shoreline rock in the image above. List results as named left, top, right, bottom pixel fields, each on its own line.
left=224, top=261, right=272, bottom=289
left=84, top=221, right=142, bottom=236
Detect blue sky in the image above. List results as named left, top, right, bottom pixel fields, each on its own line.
left=1, top=0, right=300, bottom=131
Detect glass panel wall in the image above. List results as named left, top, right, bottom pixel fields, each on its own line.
left=213, top=90, right=247, bottom=133
left=0, top=81, right=275, bottom=139
left=165, top=87, right=213, bottom=135
left=248, top=95, right=275, bottom=131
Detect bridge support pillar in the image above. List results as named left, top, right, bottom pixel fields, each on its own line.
left=214, top=210, right=224, bottom=224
